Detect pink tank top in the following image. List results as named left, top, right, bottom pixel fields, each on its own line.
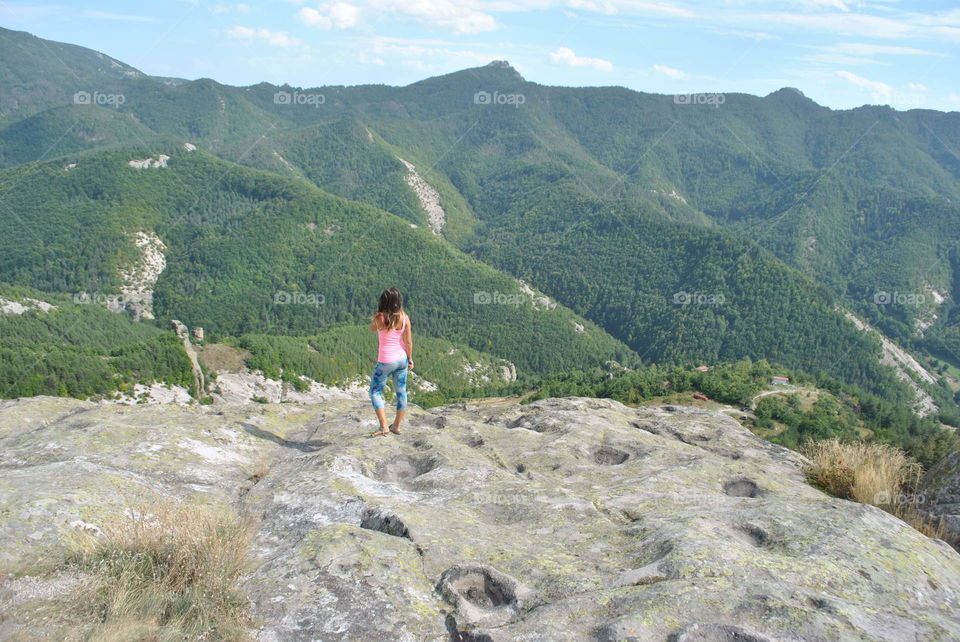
left=377, top=313, right=408, bottom=363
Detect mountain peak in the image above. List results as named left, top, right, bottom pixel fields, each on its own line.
left=781, top=86, right=805, bottom=97
left=766, top=87, right=808, bottom=100
left=408, top=60, right=525, bottom=88
left=764, top=86, right=823, bottom=111
left=482, top=60, right=525, bottom=81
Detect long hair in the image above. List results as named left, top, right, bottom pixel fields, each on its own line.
left=375, top=287, right=404, bottom=330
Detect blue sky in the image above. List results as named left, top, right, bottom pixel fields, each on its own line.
left=2, top=0, right=958, bottom=111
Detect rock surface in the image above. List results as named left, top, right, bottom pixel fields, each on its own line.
left=211, top=371, right=368, bottom=405
left=1, top=396, right=959, bottom=641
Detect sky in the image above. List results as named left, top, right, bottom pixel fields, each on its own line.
left=1, top=0, right=958, bottom=111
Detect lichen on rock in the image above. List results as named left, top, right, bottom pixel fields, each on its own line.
left=1, top=395, right=958, bottom=641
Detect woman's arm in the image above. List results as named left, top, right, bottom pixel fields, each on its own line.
left=403, top=314, right=414, bottom=368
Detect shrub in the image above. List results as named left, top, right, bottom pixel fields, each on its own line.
left=801, top=439, right=946, bottom=540
left=802, top=438, right=919, bottom=504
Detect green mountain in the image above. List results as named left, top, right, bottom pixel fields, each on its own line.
left=0, top=104, right=162, bottom=168
left=0, top=284, right=193, bottom=399
left=0, top=142, right=636, bottom=380
left=1, top=26, right=958, bottom=418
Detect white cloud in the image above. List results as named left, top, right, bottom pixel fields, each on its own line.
left=83, top=10, right=156, bottom=22
left=299, top=1, right=495, bottom=34
left=358, top=37, right=492, bottom=69
left=566, top=0, right=616, bottom=15
left=931, top=26, right=960, bottom=40
left=650, top=64, right=687, bottom=79
left=802, top=53, right=879, bottom=66
left=789, top=0, right=851, bottom=11
left=906, top=82, right=928, bottom=91
left=299, top=3, right=362, bottom=29
left=712, top=4, right=960, bottom=45
left=549, top=46, right=613, bottom=71
left=214, top=3, right=251, bottom=14
left=481, top=0, right=692, bottom=18
left=711, top=28, right=779, bottom=40
left=614, top=1, right=694, bottom=19
left=912, top=8, right=960, bottom=27
left=835, top=69, right=892, bottom=101
left=827, top=42, right=943, bottom=56
left=226, top=25, right=303, bottom=47
left=758, top=12, right=913, bottom=39
left=395, top=0, right=496, bottom=33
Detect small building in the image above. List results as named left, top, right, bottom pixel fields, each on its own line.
left=694, top=365, right=711, bottom=372
left=771, top=376, right=790, bottom=385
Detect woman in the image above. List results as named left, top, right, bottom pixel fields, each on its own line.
left=368, top=287, right=414, bottom=437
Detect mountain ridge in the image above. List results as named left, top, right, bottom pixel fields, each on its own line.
left=1, top=26, right=959, bottom=430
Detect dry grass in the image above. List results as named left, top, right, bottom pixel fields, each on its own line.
left=197, top=343, right=251, bottom=374
left=802, top=438, right=945, bottom=540
left=890, top=502, right=947, bottom=541
left=802, top=438, right=917, bottom=503
left=62, top=498, right=257, bottom=641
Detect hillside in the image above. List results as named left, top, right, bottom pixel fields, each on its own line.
left=0, top=281, right=529, bottom=406
left=0, top=27, right=958, bottom=418
left=0, top=284, right=194, bottom=399
left=0, top=142, right=637, bottom=381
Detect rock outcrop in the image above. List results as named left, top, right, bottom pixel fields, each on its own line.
left=0, top=296, right=57, bottom=315
left=115, top=230, right=166, bottom=321
left=1, top=396, right=959, bottom=641
left=127, top=154, right=170, bottom=169
left=840, top=309, right=939, bottom=416
left=212, top=371, right=367, bottom=405
left=398, top=157, right=446, bottom=235
left=170, top=319, right=204, bottom=395
left=920, top=451, right=960, bottom=550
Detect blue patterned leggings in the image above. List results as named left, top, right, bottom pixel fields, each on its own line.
left=369, top=357, right=409, bottom=411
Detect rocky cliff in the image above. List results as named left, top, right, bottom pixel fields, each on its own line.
left=1, top=395, right=959, bottom=641
left=921, top=451, right=960, bottom=550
